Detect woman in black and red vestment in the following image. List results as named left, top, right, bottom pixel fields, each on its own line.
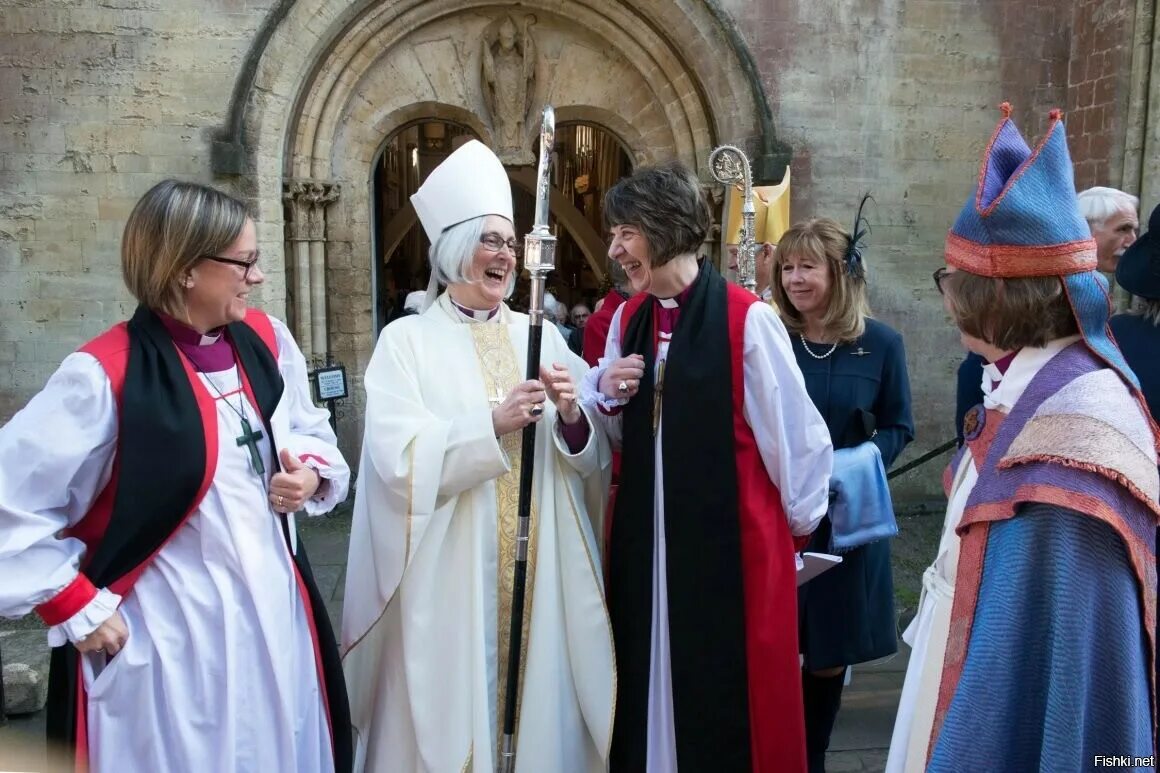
left=581, top=161, right=833, bottom=773
left=0, top=180, right=352, bottom=773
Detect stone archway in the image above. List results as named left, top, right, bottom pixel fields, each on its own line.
left=375, top=167, right=610, bottom=284
left=230, top=0, right=789, bottom=444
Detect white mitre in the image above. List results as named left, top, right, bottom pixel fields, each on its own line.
left=410, top=139, right=513, bottom=243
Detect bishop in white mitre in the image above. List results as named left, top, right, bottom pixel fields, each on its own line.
left=341, top=140, right=615, bottom=773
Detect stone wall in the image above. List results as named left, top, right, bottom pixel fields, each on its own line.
left=0, top=0, right=1154, bottom=503
left=721, top=0, right=1124, bottom=500
left=0, top=1, right=278, bottom=421
left=1067, top=0, right=1138, bottom=190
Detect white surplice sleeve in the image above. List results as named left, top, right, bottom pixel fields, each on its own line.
left=0, top=352, right=123, bottom=644
left=579, top=304, right=628, bottom=450
left=540, top=321, right=609, bottom=478
left=271, top=317, right=350, bottom=515
left=741, top=302, right=833, bottom=536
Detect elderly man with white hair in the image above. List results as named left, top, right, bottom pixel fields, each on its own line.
left=1077, top=186, right=1139, bottom=272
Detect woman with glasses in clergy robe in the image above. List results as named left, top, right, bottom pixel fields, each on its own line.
left=0, top=180, right=352, bottom=773
left=341, top=140, right=614, bottom=773
left=581, top=161, right=833, bottom=773
left=771, top=212, right=914, bottom=773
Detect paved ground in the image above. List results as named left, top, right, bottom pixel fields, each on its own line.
left=2, top=509, right=922, bottom=772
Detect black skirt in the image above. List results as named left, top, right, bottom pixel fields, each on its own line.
left=798, top=514, right=897, bottom=670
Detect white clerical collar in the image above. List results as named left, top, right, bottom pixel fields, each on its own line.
left=657, top=297, right=680, bottom=309
left=983, top=335, right=1081, bottom=411
left=451, top=298, right=500, bottom=322
left=199, top=331, right=222, bottom=346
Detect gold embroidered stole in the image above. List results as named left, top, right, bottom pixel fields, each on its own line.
left=467, top=321, right=539, bottom=759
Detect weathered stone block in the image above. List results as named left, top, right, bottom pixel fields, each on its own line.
left=1, top=630, right=50, bottom=716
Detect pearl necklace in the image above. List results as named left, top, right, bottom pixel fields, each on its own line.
left=799, top=333, right=838, bottom=359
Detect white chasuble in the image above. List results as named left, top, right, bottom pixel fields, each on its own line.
left=342, top=294, right=615, bottom=773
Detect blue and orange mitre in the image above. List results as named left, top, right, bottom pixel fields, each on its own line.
left=946, top=103, right=1095, bottom=277
left=947, top=102, right=1140, bottom=393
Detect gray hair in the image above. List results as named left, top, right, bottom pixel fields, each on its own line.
left=1077, top=187, right=1139, bottom=227
left=543, top=291, right=565, bottom=322
left=428, top=215, right=515, bottom=299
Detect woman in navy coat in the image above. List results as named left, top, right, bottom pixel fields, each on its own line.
left=771, top=212, right=914, bottom=773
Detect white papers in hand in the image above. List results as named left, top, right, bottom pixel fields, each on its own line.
left=795, top=552, right=843, bottom=587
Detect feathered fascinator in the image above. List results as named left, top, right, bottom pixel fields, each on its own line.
left=845, top=193, right=872, bottom=279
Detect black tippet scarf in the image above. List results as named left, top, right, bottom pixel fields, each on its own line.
left=608, top=260, right=753, bottom=771
left=45, top=306, right=352, bottom=772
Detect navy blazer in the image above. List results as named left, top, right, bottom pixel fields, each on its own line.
left=1110, top=313, right=1160, bottom=422
left=955, top=352, right=986, bottom=446
left=792, top=317, right=915, bottom=466
left=792, top=317, right=914, bottom=668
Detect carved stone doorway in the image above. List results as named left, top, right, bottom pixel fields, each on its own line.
left=540, top=122, right=634, bottom=309
left=371, top=118, right=632, bottom=330
left=238, top=0, right=784, bottom=447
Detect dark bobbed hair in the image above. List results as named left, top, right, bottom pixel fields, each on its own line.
left=602, top=161, right=710, bottom=267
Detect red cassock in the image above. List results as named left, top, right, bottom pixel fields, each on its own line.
left=605, top=262, right=806, bottom=773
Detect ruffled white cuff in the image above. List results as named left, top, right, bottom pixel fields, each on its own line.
left=580, top=360, right=629, bottom=412
left=47, top=588, right=122, bottom=647
left=301, top=459, right=342, bottom=516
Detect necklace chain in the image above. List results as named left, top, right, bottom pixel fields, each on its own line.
left=184, top=351, right=270, bottom=476
left=799, top=333, right=838, bottom=359
left=187, top=354, right=250, bottom=424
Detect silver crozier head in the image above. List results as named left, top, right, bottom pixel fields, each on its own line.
left=524, top=105, right=557, bottom=275
left=708, top=144, right=757, bottom=293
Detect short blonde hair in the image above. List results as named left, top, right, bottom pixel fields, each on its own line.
left=122, top=180, right=250, bottom=314
left=771, top=217, right=870, bottom=343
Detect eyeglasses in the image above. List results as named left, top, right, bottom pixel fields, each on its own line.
left=202, top=253, right=261, bottom=280
left=933, top=267, right=950, bottom=295
left=480, top=233, right=521, bottom=258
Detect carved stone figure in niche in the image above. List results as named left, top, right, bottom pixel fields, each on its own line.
left=481, top=14, right=537, bottom=164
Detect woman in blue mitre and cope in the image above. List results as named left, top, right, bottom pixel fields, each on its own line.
left=888, top=103, right=1157, bottom=773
